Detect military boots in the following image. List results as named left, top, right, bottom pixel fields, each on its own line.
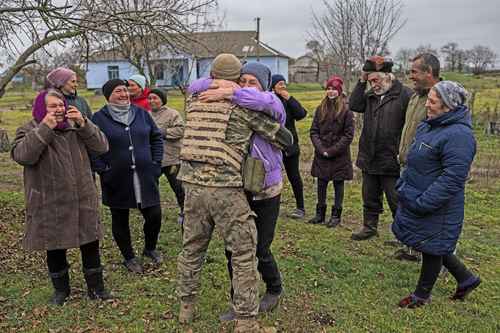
left=234, top=318, right=276, bottom=333
left=179, top=296, right=196, bottom=324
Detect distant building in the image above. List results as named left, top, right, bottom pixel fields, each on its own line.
left=85, top=31, right=290, bottom=89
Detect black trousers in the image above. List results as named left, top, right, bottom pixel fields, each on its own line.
left=283, top=153, right=305, bottom=210
left=162, top=165, right=185, bottom=212
left=46, top=240, right=101, bottom=273
left=361, top=172, right=398, bottom=220
left=226, top=194, right=283, bottom=296
left=415, top=252, right=474, bottom=299
left=110, top=205, right=162, bottom=261
left=317, top=178, right=345, bottom=208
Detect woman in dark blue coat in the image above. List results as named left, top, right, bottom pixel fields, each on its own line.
left=392, top=81, right=481, bottom=308
left=92, top=79, right=164, bottom=273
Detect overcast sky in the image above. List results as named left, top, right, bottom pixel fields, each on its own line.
left=217, top=0, right=500, bottom=64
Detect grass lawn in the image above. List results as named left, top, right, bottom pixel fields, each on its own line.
left=0, top=76, right=499, bottom=332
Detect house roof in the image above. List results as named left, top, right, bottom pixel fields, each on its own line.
left=89, top=31, right=290, bottom=62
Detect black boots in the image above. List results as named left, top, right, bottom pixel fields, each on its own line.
left=49, top=267, right=70, bottom=306
left=83, top=266, right=113, bottom=300
left=325, top=207, right=342, bottom=228
left=308, top=204, right=326, bottom=224
left=351, top=214, right=379, bottom=240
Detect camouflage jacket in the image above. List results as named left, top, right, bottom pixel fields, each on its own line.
left=178, top=96, right=285, bottom=187
left=399, top=93, right=427, bottom=166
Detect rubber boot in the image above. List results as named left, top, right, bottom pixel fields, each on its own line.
left=234, top=318, right=277, bottom=333
left=351, top=214, right=379, bottom=240
left=83, top=266, right=113, bottom=300
left=179, top=296, right=196, bottom=324
left=48, top=267, right=70, bottom=306
left=326, top=206, right=342, bottom=228
left=307, top=204, right=326, bottom=224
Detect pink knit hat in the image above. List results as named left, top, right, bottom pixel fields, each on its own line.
left=46, top=67, right=76, bottom=89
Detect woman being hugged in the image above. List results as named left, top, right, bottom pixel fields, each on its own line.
left=309, top=76, right=355, bottom=227
left=11, top=89, right=112, bottom=305
left=392, top=81, right=480, bottom=308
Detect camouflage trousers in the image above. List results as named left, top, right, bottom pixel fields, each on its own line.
left=177, top=183, right=259, bottom=318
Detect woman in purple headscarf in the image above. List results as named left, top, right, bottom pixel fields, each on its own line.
left=11, top=89, right=112, bottom=305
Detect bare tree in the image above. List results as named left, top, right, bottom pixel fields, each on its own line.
left=441, top=42, right=461, bottom=71
left=394, top=47, right=416, bottom=73
left=311, top=0, right=406, bottom=90
left=467, top=45, right=497, bottom=75
left=415, top=44, right=438, bottom=57
left=87, top=0, right=218, bottom=87
left=0, top=0, right=217, bottom=98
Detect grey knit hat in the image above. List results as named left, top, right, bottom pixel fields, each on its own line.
left=241, top=62, right=272, bottom=91
left=433, top=80, right=468, bottom=110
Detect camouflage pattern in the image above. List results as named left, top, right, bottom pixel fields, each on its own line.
left=178, top=96, right=285, bottom=188
left=399, top=93, right=427, bottom=166
left=177, top=183, right=259, bottom=318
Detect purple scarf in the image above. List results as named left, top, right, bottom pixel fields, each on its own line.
left=32, top=90, right=69, bottom=130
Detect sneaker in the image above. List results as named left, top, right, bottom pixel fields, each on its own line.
left=258, top=292, right=281, bottom=313
left=219, top=307, right=236, bottom=322
left=142, top=249, right=162, bottom=264
left=288, top=208, right=305, bottom=220
left=123, top=257, right=143, bottom=274
left=398, top=294, right=431, bottom=308
left=451, top=277, right=481, bottom=301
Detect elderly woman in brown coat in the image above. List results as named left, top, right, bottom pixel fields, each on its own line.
left=309, top=76, right=355, bottom=227
left=148, top=89, right=185, bottom=223
left=11, top=89, right=112, bottom=305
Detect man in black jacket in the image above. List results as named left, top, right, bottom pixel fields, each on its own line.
left=271, top=74, right=308, bottom=219
left=350, top=57, right=412, bottom=241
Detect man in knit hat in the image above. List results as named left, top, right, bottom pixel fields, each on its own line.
left=177, top=53, right=291, bottom=333
left=127, top=74, right=151, bottom=111
left=270, top=74, right=307, bottom=220
left=350, top=56, right=413, bottom=241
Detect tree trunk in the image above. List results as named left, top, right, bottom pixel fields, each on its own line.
left=0, top=128, right=10, bottom=152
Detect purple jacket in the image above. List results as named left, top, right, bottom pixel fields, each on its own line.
left=188, top=78, right=286, bottom=188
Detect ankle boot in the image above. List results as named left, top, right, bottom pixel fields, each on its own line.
left=308, top=204, right=326, bottom=224
left=351, top=214, right=379, bottom=240
left=326, top=206, right=342, bottom=228
left=83, top=266, right=113, bottom=300
left=49, top=267, right=70, bottom=306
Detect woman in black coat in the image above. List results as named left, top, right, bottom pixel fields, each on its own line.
left=309, top=76, right=354, bottom=227
left=271, top=74, right=308, bottom=219
left=92, top=79, right=164, bottom=274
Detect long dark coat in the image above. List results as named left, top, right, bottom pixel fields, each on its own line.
left=349, top=80, right=412, bottom=176
left=278, top=95, right=307, bottom=157
left=392, top=106, right=476, bottom=256
left=310, top=102, right=355, bottom=180
left=91, top=105, right=163, bottom=209
left=11, top=120, right=109, bottom=251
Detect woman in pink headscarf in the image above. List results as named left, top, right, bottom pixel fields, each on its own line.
left=11, top=89, right=111, bottom=305
left=308, top=76, right=355, bottom=227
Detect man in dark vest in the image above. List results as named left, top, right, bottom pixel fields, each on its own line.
left=176, top=53, right=292, bottom=333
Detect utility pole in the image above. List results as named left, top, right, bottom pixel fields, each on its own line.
left=255, top=17, right=260, bottom=62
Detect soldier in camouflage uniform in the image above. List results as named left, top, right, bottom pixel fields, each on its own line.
left=176, top=53, right=291, bottom=333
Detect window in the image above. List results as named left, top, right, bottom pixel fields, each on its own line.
left=107, top=66, right=119, bottom=80
left=154, top=63, right=164, bottom=80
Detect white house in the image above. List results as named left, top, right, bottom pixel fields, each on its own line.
left=85, top=31, right=290, bottom=89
